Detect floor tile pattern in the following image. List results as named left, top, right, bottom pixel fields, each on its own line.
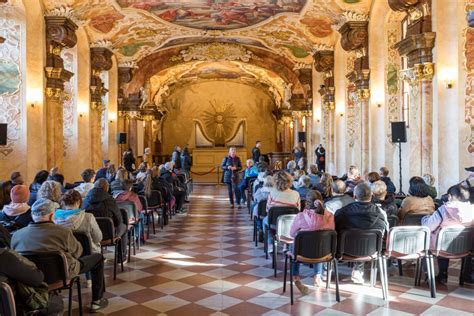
left=69, top=185, right=473, bottom=315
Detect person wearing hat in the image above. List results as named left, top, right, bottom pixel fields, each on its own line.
left=95, top=159, right=111, bottom=181
left=0, top=184, right=32, bottom=229
left=11, top=198, right=109, bottom=312
left=10, top=171, right=24, bottom=186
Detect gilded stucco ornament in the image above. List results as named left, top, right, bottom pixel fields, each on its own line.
left=176, top=43, right=254, bottom=62
left=399, top=62, right=435, bottom=85
left=355, top=88, right=370, bottom=101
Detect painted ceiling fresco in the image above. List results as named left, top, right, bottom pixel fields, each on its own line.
left=42, top=0, right=371, bottom=65
left=116, top=0, right=307, bottom=31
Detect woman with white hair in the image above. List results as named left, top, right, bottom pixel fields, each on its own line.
left=286, top=160, right=297, bottom=176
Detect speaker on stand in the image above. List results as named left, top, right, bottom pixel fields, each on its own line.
left=391, top=122, right=407, bottom=195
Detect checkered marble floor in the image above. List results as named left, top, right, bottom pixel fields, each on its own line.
left=70, top=184, right=474, bottom=315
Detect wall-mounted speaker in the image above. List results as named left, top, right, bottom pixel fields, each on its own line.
left=298, top=132, right=306, bottom=143
left=391, top=122, right=407, bottom=143
left=117, top=132, right=127, bottom=144
left=0, top=124, right=7, bottom=146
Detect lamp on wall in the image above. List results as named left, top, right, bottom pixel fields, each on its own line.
left=302, top=116, right=306, bottom=129
left=441, top=68, right=455, bottom=89
left=27, top=88, right=42, bottom=109
left=289, top=121, right=294, bottom=129
left=108, top=112, right=117, bottom=123
left=77, top=102, right=88, bottom=118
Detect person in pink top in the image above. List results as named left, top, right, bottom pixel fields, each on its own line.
left=289, top=190, right=335, bottom=294
left=114, top=179, right=142, bottom=221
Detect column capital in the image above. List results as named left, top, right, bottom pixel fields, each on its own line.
left=339, top=20, right=369, bottom=52
left=400, top=62, right=435, bottom=85
left=313, top=50, right=334, bottom=73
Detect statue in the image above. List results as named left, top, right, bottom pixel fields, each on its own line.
left=139, top=82, right=150, bottom=108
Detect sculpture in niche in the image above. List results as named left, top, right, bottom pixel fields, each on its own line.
left=202, top=100, right=237, bottom=147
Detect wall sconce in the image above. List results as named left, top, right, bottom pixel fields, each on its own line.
left=289, top=121, right=294, bottom=129
left=27, top=88, right=42, bottom=109
left=108, top=112, right=117, bottom=123
left=445, top=79, right=453, bottom=89
left=441, top=68, right=455, bottom=89
left=77, top=102, right=88, bottom=118
left=301, top=116, right=306, bottom=129
left=339, top=113, right=344, bottom=117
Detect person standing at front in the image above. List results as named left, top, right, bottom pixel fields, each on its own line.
left=221, top=147, right=242, bottom=208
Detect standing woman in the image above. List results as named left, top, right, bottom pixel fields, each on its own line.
left=221, top=147, right=242, bottom=208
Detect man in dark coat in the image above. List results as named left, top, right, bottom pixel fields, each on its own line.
left=315, top=144, right=326, bottom=172
left=252, top=141, right=261, bottom=163
left=221, top=147, right=242, bottom=208
left=379, top=167, right=397, bottom=194
left=123, top=148, right=136, bottom=173
left=83, top=178, right=128, bottom=260
left=335, top=182, right=388, bottom=284
left=172, top=146, right=182, bottom=170
left=95, top=160, right=110, bottom=180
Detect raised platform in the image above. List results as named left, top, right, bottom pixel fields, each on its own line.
left=191, top=148, right=247, bottom=183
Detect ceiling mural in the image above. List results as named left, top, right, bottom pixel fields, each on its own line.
left=116, top=0, right=307, bottom=31
left=42, top=0, right=371, bottom=65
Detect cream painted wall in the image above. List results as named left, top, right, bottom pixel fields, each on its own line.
left=334, top=37, right=346, bottom=176
left=162, top=81, right=277, bottom=157
left=107, top=57, right=119, bottom=167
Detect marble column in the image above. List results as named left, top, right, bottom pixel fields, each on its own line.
left=44, top=16, right=77, bottom=169
left=356, top=89, right=370, bottom=176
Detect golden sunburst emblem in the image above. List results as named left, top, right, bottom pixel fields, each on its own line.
left=202, top=100, right=237, bottom=147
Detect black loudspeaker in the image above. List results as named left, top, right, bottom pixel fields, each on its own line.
left=391, top=122, right=407, bottom=143
left=117, top=133, right=127, bottom=144
left=0, top=124, right=7, bottom=146
left=298, top=132, right=306, bottom=143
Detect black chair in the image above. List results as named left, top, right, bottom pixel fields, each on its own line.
left=138, top=195, right=155, bottom=238
left=429, top=226, right=473, bottom=286
left=117, top=201, right=139, bottom=260
left=387, top=215, right=399, bottom=228
left=402, top=213, right=427, bottom=226
left=253, top=200, right=267, bottom=247
left=283, top=230, right=338, bottom=304
left=336, top=229, right=386, bottom=301
left=146, top=190, right=168, bottom=230
left=0, top=282, right=16, bottom=316
left=20, top=251, right=83, bottom=316
left=264, top=206, right=299, bottom=269
left=96, top=217, right=123, bottom=280
left=73, top=232, right=92, bottom=257
left=246, top=177, right=257, bottom=213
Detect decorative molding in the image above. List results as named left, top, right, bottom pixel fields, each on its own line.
left=395, top=32, right=436, bottom=67
left=172, top=43, right=254, bottom=62
left=90, top=40, right=113, bottom=49
left=339, top=21, right=369, bottom=52
left=313, top=50, right=334, bottom=73
left=90, top=47, right=113, bottom=111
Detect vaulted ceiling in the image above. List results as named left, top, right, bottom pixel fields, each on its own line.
left=42, top=0, right=372, bottom=65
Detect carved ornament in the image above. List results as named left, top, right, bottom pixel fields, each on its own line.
left=118, top=67, right=134, bottom=85
left=313, top=50, right=334, bottom=73
left=171, top=43, right=254, bottom=62
left=339, top=21, right=369, bottom=52
left=388, top=0, right=420, bottom=12
left=395, top=32, right=436, bottom=67
left=356, top=89, right=370, bottom=101
left=399, top=62, right=435, bottom=85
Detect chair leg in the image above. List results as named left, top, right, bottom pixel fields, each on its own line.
left=76, top=277, right=83, bottom=316
left=68, top=283, right=73, bottom=316
left=378, top=257, right=387, bottom=300
left=128, top=231, right=132, bottom=262
left=326, top=260, right=332, bottom=290
left=460, top=257, right=466, bottom=286
left=264, top=227, right=268, bottom=259
left=334, top=259, right=340, bottom=302
left=132, top=228, right=136, bottom=256
left=428, top=255, right=437, bottom=298
left=119, top=241, right=124, bottom=272
left=384, top=256, right=389, bottom=300
left=289, top=258, right=294, bottom=305
left=273, top=239, right=278, bottom=277
left=414, top=258, right=420, bottom=286
left=151, top=211, right=156, bottom=235
left=283, top=254, right=288, bottom=293
left=370, top=260, right=376, bottom=287
left=398, top=259, right=403, bottom=276
left=113, top=243, right=117, bottom=280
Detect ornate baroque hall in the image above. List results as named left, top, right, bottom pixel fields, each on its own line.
left=0, top=0, right=473, bottom=315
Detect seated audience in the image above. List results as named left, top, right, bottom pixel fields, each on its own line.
left=0, top=181, right=12, bottom=210
left=105, top=164, right=116, bottom=183
left=285, top=160, right=297, bottom=176
left=161, top=162, right=186, bottom=213
left=12, top=198, right=108, bottom=312
left=83, top=178, right=128, bottom=260
left=256, top=156, right=270, bottom=172
left=423, top=173, right=438, bottom=199
left=295, top=175, right=312, bottom=200
left=370, top=180, right=398, bottom=217
left=297, top=157, right=307, bottom=171
left=50, top=173, right=66, bottom=193
left=237, top=159, right=259, bottom=207
left=345, top=165, right=361, bottom=195
left=0, top=185, right=32, bottom=230
left=264, top=171, right=300, bottom=252
left=37, top=180, right=62, bottom=203
left=10, top=171, right=24, bottom=186
left=54, top=189, right=102, bottom=253
left=460, top=166, right=473, bottom=203
left=110, top=168, right=129, bottom=195
left=95, top=159, right=110, bottom=181
left=292, top=170, right=305, bottom=188
left=28, top=170, right=49, bottom=205
left=335, top=183, right=388, bottom=284
left=252, top=175, right=274, bottom=219
left=315, top=172, right=333, bottom=200
left=135, top=163, right=148, bottom=182
left=114, top=179, right=142, bottom=213
left=75, top=168, right=96, bottom=199
left=379, top=167, right=396, bottom=193
left=307, top=164, right=320, bottom=187
left=289, top=191, right=335, bottom=294
left=422, top=184, right=473, bottom=284
left=324, top=180, right=353, bottom=214
left=367, top=172, right=381, bottom=183
left=398, top=176, right=435, bottom=222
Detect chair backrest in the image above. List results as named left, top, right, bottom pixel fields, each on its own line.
left=434, top=226, right=473, bottom=257
left=403, top=213, right=426, bottom=226
left=386, top=226, right=430, bottom=257
left=0, top=282, right=16, bottom=316
left=257, top=200, right=267, bottom=217
left=387, top=215, right=399, bottom=228
left=148, top=190, right=163, bottom=207
left=19, top=251, right=69, bottom=286
left=267, top=206, right=299, bottom=226
left=293, top=230, right=337, bottom=262
left=117, top=201, right=137, bottom=220
left=73, top=231, right=92, bottom=257
left=96, top=217, right=115, bottom=243
left=338, top=229, right=383, bottom=258
left=138, top=195, right=148, bottom=211
left=276, top=214, right=296, bottom=239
